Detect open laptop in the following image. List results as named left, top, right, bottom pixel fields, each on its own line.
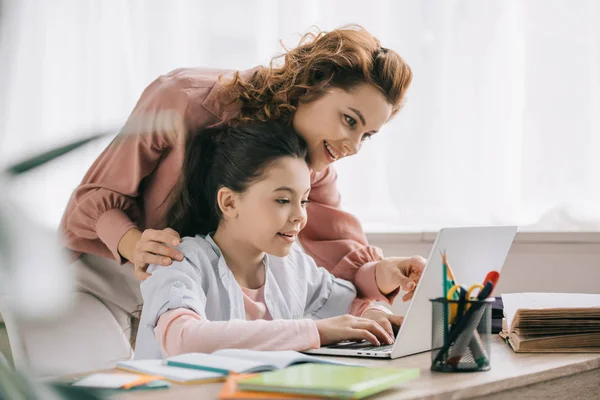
left=305, top=226, right=517, bottom=359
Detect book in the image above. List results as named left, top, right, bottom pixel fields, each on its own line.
left=236, top=364, right=420, bottom=399
left=491, top=297, right=504, bottom=334
left=167, top=349, right=357, bottom=375
left=71, top=372, right=170, bottom=392
left=116, top=359, right=225, bottom=384
left=501, top=293, right=600, bottom=352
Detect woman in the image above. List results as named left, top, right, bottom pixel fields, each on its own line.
left=60, top=25, right=424, bottom=365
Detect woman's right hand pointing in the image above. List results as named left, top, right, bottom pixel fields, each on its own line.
left=118, top=227, right=184, bottom=280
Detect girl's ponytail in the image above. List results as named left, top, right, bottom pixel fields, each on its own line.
left=167, top=128, right=221, bottom=236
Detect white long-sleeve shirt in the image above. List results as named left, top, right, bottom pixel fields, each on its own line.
left=135, top=235, right=366, bottom=359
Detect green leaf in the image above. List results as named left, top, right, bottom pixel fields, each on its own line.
left=5, top=132, right=113, bottom=175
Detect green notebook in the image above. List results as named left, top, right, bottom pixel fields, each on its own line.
left=237, top=364, right=419, bottom=399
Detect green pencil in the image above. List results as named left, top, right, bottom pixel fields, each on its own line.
left=442, top=251, right=449, bottom=350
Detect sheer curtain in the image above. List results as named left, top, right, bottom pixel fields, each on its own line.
left=1, top=0, right=599, bottom=231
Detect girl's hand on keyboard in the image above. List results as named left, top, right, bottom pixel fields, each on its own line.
left=361, top=309, right=404, bottom=339
left=315, top=314, right=395, bottom=346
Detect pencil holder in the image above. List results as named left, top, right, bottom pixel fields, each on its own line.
left=430, top=297, right=493, bottom=372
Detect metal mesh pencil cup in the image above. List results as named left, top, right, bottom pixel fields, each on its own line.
left=430, top=297, right=493, bottom=372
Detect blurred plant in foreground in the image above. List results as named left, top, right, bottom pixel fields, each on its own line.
left=0, top=133, right=112, bottom=399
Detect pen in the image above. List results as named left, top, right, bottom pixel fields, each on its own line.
left=481, top=271, right=500, bottom=291
left=455, top=287, right=467, bottom=326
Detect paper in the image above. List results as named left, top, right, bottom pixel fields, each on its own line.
left=502, top=293, right=600, bottom=330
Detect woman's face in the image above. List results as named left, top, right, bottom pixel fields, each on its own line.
left=293, top=83, right=393, bottom=172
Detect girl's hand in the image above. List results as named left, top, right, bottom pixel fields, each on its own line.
left=314, top=314, right=395, bottom=346
left=119, top=228, right=184, bottom=280
left=374, top=256, right=425, bottom=301
left=361, top=308, right=404, bottom=338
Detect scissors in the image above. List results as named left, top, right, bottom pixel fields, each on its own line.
left=446, top=283, right=484, bottom=324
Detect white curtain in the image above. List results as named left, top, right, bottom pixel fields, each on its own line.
left=1, top=0, right=599, bottom=232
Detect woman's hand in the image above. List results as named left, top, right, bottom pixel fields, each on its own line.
left=374, top=256, right=426, bottom=301
left=361, top=308, right=404, bottom=338
left=314, top=314, right=395, bottom=346
left=118, top=228, right=184, bottom=280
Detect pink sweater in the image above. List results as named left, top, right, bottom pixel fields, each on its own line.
left=155, top=286, right=390, bottom=356
left=59, top=67, right=394, bottom=302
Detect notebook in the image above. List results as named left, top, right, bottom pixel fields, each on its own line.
left=167, top=349, right=356, bottom=375
left=236, top=364, right=420, bottom=399
left=72, top=372, right=170, bottom=392
left=116, top=359, right=225, bottom=384
left=501, top=293, right=600, bottom=352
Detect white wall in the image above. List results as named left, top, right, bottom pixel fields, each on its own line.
left=368, top=232, right=600, bottom=315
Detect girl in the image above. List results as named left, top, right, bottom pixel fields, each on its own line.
left=135, top=122, right=400, bottom=359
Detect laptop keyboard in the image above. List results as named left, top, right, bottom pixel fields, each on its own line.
left=325, top=341, right=394, bottom=353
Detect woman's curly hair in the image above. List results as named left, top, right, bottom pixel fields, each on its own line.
left=223, top=25, right=413, bottom=126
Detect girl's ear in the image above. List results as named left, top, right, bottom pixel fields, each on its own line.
left=217, top=187, right=239, bottom=219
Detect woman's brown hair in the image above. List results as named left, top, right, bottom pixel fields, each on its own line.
left=224, top=25, right=413, bottom=126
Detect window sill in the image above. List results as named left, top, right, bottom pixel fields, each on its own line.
left=366, top=231, right=600, bottom=245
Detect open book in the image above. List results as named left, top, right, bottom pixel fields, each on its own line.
left=167, top=349, right=357, bottom=375
left=501, top=293, right=600, bottom=353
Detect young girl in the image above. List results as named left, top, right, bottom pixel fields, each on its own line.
left=135, top=122, right=401, bottom=359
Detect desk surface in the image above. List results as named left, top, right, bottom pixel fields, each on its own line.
left=111, top=336, right=600, bottom=400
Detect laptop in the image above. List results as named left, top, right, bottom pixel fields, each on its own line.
left=305, top=226, right=517, bottom=359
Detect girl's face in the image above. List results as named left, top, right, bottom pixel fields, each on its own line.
left=223, top=156, right=312, bottom=257
left=293, top=83, right=393, bottom=172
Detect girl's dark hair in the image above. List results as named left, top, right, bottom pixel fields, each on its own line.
left=166, top=122, right=308, bottom=237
